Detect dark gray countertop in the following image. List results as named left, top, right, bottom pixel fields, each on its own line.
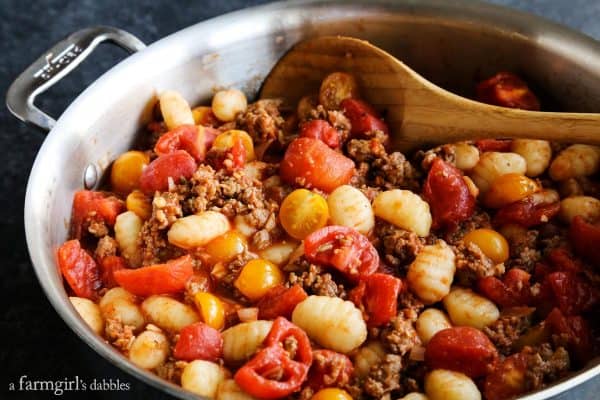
left=1, top=0, right=598, bottom=399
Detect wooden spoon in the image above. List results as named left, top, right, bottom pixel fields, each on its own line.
left=260, top=36, right=600, bottom=152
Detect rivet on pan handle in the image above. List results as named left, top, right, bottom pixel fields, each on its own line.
left=5, top=26, right=146, bottom=132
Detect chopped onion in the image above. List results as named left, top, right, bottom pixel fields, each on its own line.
left=237, top=307, right=259, bottom=322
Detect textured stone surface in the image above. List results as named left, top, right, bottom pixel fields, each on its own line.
left=0, top=1, right=598, bottom=399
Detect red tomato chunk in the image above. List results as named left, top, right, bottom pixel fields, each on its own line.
left=475, top=139, right=513, bottom=152
left=113, top=255, right=194, bottom=296
left=425, top=326, right=499, bottom=378
left=494, top=197, right=560, bottom=227
left=569, top=216, right=600, bottom=264
left=71, top=190, right=124, bottom=240
left=174, top=322, right=223, bottom=362
left=154, top=124, right=207, bottom=161
left=139, top=150, right=197, bottom=194
left=98, top=255, right=127, bottom=289
left=57, top=240, right=102, bottom=300
left=299, top=119, right=341, bottom=149
left=307, top=350, right=354, bottom=391
left=341, top=98, right=389, bottom=137
left=476, top=72, right=541, bottom=111
left=257, top=285, right=308, bottom=320
left=478, top=268, right=532, bottom=308
left=280, top=138, right=355, bottom=192
left=363, top=273, right=403, bottom=327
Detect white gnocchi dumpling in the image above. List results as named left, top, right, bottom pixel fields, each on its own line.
left=292, top=295, right=367, bottom=353
left=181, top=360, right=229, bottom=398
left=70, top=297, right=104, bottom=335
left=452, top=142, right=480, bottom=171
left=99, top=287, right=145, bottom=331
left=222, top=320, right=273, bottom=364
left=129, top=329, right=169, bottom=369
left=114, top=211, right=143, bottom=267
left=407, top=241, right=456, bottom=304
left=159, top=90, right=195, bottom=130
left=373, top=189, right=432, bottom=236
left=549, top=144, right=600, bottom=181
left=443, top=287, right=499, bottom=329
left=559, top=196, right=600, bottom=223
left=327, top=185, right=375, bottom=234
left=470, top=152, right=527, bottom=193
left=212, top=89, right=248, bottom=122
left=400, top=393, right=429, bottom=400
left=353, top=341, right=386, bottom=378
left=425, top=369, right=481, bottom=400
left=168, top=211, right=230, bottom=249
left=216, top=379, right=258, bottom=400
left=511, top=139, right=552, bottom=177
left=258, top=241, right=298, bottom=266
left=416, top=308, right=452, bottom=344
left=141, top=295, right=199, bottom=332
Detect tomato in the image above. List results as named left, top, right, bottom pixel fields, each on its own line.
left=209, top=136, right=247, bottom=172
left=545, top=308, right=593, bottom=364
left=139, top=150, right=197, bottom=194
left=304, top=226, right=379, bottom=282
left=483, top=174, right=539, bottom=209
left=71, top=190, right=125, bottom=239
left=475, top=139, right=513, bottom=152
left=463, top=228, right=510, bottom=264
left=279, top=189, right=329, bottom=240
left=98, top=255, right=127, bottom=288
left=113, top=255, right=194, bottom=296
left=423, top=158, right=475, bottom=230
left=494, top=197, right=560, bottom=228
left=235, top=317, right=311, bottom=399
left=265, top=317, right=313, bottom=365
left=546, top=248, right=583, bottom=274
left=307, top=350, right=354, bottom=391
left=340, top=98, right=389, bottom=137
left=425, top=326, right=499, bottom=378
left=280, top=138, right=355, bottom=193
left=173, top=322, right=223, bottom=362
left=154, top=124, right=206, bottom=161
left=483, top=352, right=529, bottom=400
left=363, top=273, right=403, bottom=327
left=299, top=120, right=341, bottom=148
left=257, top=285, right=308, bottom=320
left=234, top=345, right=309, bottom=399
left=476, top=72, right=540, bottom=111
left=478, top=268, right=532, bottom=308
left=569, top=216, right=600, bottom=264
left=539, top=271, right=597, bottom=316
left=57, top=240, right=102, bottom=300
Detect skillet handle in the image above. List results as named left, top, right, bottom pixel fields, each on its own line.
left=6, top=26, right=146, bottom=132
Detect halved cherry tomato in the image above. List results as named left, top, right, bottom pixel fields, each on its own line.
left=280, top=138, right=355, bottom=193
left=475, top=139, right=513, bottom=152
left=71, top=190, right=125, bottom=239
left=476, top=72, right=540, bottom=111
left=307, top=350, right=354, bottom=391
left=494, top=197, right=560, bottom=228
left=478, top=268, right=532, bottom=308
left=139, top=150, right=197, bottom=194
left=257, top=285, right=308, bottom=320
left=569, top=216, right=600, bottom=264
left=154, top=124, right=206, bottom=161
left=425, top=326, right=499, bottom=378
left=57, top=240, right=102, bottom=300
left=363, top=273, right=403, bottom=327
left=340, top=98, right=389, bottom=137
left=538, top=271, right=597, bottom=316
left=304, top=226, right=379, bottom=282
left=423, top=158, right=475, bottom=230
left=113, top=255, right=194, bottom=296
left=173, top=322, right=223, bottom=362
left=545, top=307, right=593, bottom=365
left=483, top=351, right=529, bottom=400
left=265, top=317, right=313, bottom=365
left=209, top=136, right=247, bottom=172
left=235, top=344, right=309, bottom=399
left=299, top=120, right=340, bottom=149
left=98, top=255, right=127, bottom=288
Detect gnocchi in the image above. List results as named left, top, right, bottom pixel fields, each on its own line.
left=353, top=341, right=386, bottom=378
left=222, top=320, right=273, bottom=363
left=129, top=328, right=169, bottom=369
left=114, top=211, right=143, bottom=267
left=258, top=241, right=298, bottom=265
left=549, top=144, right=600, bottom=181
left=212, top=89, right=248, bottom=122
left=470, top=152, right=527, bottom=193
left=416, top=308, right=452, bottom=344
left=141, top=295, right=199, bottom=332
left=453, top=142, right=480, bottom=171
left=511, top=139, right=551, bottom=177
left=159, top=90, right=195, bottom=130
left=425, top=369, right=481, bottom=400
left=181, top=360, right=229, bottom=398
left=559, top=195, right=600, bottom=223
left=373, top=189, right=432, bottom=236
left=70, top=296, right=104, bottom=335
left=99, top=287, right=145, bottom=331
left=327, top=185, right=375, bottom=234
left=217, top=379, right=259, bottom=400
left=407, top=241, right=456, bottom=304
left=168, top=211, right=230, bottom=249
left=443, top=287, right=499, bottom=329
left=292, top=295, right=367, bottom=353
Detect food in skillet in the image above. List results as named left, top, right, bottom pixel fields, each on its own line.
left=58, top=70, right=600, bottom=400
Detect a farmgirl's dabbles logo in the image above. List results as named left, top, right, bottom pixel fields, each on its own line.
left=8, top=375, right=131, bottom=396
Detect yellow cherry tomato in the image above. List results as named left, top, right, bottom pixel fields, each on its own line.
left=463, top=228, right=510, bottom=264
left=193, top=292, right=225, bottom=330
left=279, top=189, right=329, bottom=240
left=212, top=130, right=255, bottom=161
left=191, top=106, right=216, bottom=126
left=484, top=173, right=539, bottom=208
left=204, top=231, right=248, bottom=264
left=234, top=259, right=283, bottom=300
left=311, top=388, right=353, bottom=400
left=110, top=151, right=150, bottom=194
left=126, top=190, right=152, bottom=220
